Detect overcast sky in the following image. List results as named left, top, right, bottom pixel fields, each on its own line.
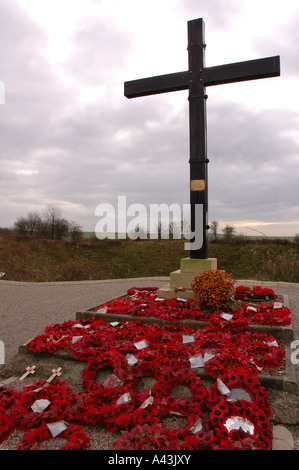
left=0, top=0, right=298, bottom=237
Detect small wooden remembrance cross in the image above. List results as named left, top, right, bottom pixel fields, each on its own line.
left=124, top=18, right=280, bottom=259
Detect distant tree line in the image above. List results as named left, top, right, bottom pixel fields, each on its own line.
left=209, top=220, right=236, bottom=240
left=13, top=205, right=82, bottom=242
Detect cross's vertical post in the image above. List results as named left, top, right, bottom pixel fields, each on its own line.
left=188, top=18, right=208, bottom=259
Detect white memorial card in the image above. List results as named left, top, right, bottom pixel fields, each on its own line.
left=73, top=324, right=91, bottom=329
left=169, top=410, right=184, bottom=417
left=227, top=388, right=252, bottom=403
left=247, top=306, right=257, bottom=312
left=203, top=352, right=216, bottom=363
left=250, top=359, right=263, bottom=372
left=72, top=336, right=83, bottom=343
left=97, top=307, right=108, bottom=314
left=31, top=399, right=51, bottom=413
left=103, top=374, right=123, bottom=388
left=140, top=396, right=153, bottom=409
left=183, top=334, right=195, bottom=344
left=116, top=393, right=132, bottom=405
left=224, top=416, right=254, bottom=435
left=189, top=354, right=205, bottom=368
left=190, top=418, right=203, bottom=434
left=134, top=339, right=148, bottom=350
left=217, top=378, right=230, bottom=396
left=274, top=302, right=283, bottom=309
left=47, top=421, right=68, bottom=438
left=221, top=313, right=234, bottom=321
left=126, top=354, right=138, bottom=366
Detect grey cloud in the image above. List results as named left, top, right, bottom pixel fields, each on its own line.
left=252, top=11, right=299, bottom=77
left=208, top=103, right=299, bottom=167
left=207, top=103, right=299, bottom=223
left=66, top=16, right=133, bottom=87
left=0, top=2, right=76, bottom=160
left=176, top=0, right=245, bottom=30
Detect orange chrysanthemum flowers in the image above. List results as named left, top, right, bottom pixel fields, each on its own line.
left=191, top=269, right=236, bottom=312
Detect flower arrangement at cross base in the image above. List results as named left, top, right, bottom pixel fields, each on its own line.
left=191, top=269, right=236, bottom=313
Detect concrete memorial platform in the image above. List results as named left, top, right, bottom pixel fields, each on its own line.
left=0, top=278, right=298, bottom=451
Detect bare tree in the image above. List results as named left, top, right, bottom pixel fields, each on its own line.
left=222, top=225, right=236, bottom=241
left=55, top=218, right=70, bottom=240
left=210, top=220, right=219, bottom=240
left=26, top=212, right=42, bottom=237
left=69, top=221, right=83, bottom=243
left=43, top=205, right=70, bottom=240
left=14, top=211, right=41, bottom=237
left=14, top=217, right=29, bottom=236
left=43, top=205, right=61, bottom=240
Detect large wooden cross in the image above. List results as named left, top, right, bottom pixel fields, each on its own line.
left=124, top=18, right=280, bottom=259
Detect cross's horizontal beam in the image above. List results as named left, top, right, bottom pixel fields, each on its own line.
left=202, top=55, right=280, bottom=87
left=124, top=55, right=280, bottom=99
left=124, top=71, right=189, bottom=98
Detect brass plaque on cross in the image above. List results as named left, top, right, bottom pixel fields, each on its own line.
left=190, top=180, right=206, bottom=191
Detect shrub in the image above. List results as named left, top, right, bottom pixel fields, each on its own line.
left=191, top=269, right=236, bottom=312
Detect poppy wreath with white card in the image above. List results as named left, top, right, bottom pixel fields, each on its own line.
left=71, top=329, right=120, bottom=361
left=208, top=311, right=249, bottom=332
left=204, top=349, right=261, bottom=379
left=209, top=366, right=271, bottom=416
left=18, top=422, right=89, bottom=450
left=236, top=340, right=285, bottom=369
left=82, top=356, right=127, bottom=393
left=193, top=327, right=233, bottom=350
left=208, top=399, right=272, bottom=450
left=251, top=305, right=291, bottom=326
left=12, top=380, right=75, bottom=431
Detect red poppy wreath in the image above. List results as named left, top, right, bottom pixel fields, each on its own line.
left=18, top=422, right=89, bottom=450
left=12, top=380, right=75, bottom=431
left=208, top=400, right=272, bottom=450
left=0, top=407, right=14, bottom=444
left=209, top=366, right=271, bottom=416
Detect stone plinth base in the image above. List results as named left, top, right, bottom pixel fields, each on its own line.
left=156, top=286, right=195, bottom=300
left=157, top=257, right=217, bottom=299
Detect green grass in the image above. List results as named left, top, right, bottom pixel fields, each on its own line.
left=0, top=235, right=298, bottom=283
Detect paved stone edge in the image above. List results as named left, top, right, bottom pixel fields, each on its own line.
left=0, top=277, right=298, bottom=287
left=272, top=425, right=295, bottom=450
